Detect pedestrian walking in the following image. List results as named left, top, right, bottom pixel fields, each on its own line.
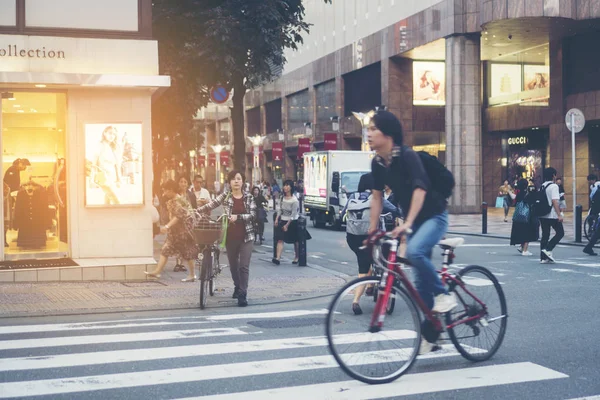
left=144, top=180, right=199, bottom=282
left=510, top=178, right=538, bottom=256
left=342, top=173, right=401, bottom=315
left=538, top=167, right=564, bottom=263
left=583, top=175, right=600, bottom=256
left=173, top=175, right=197, bottom=273
left=498, top=180, right=515, bottom=222
left=272, top=180, right=300, bottom=265
left=196, top=170, right=257, bottom=307
left=252, top=186, right=268, bottom=244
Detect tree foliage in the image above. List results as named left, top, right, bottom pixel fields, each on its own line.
left=152, top=0, right=330, bottom=172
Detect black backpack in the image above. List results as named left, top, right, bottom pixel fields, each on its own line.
left=400, top=147, right=455, bottom=199
left=530, top=183, right=554, bottom=217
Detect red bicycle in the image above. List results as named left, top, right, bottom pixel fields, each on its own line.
left=326, top=230, right=507, bottom=384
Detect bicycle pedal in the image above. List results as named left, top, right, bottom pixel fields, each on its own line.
left=480, top=318, right=489, bottom=327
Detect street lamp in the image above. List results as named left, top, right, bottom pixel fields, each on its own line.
left=212, top=144, right=225, bottom=188
left=248, top=135, right=266, bottom=185
left=352, top=110, right=375, bottom=152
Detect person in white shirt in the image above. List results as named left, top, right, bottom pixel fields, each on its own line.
left=588, top=174, right=600, bottom=202
left=539, top=167, right=564, bottom=263
left=192, top=175, right=211, bottom=207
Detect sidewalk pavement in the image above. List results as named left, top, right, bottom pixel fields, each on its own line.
left=0, top=230, right=349, bottom=319
left=448, top=208, right=587, bottom=246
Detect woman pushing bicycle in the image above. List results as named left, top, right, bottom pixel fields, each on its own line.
left=196, top=170, right=257, bottom=307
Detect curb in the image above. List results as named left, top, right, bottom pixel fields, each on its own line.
left=447, top=230, right=588, bottom=248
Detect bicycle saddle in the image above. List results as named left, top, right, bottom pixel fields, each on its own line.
left=438, top=237, right=465, bottom=249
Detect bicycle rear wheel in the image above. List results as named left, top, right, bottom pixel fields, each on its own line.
left=199, top=251, right=212, bottom=310
left=584, top=215, right=596, bottom=241
left=445, top=265, right=507, bottom=362
left=326, top=276, right=421, bottom=384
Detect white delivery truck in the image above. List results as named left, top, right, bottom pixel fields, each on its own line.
left=303, top=150, right=373, bottom=229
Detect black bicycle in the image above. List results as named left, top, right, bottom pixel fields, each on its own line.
left=584, top=210, right=598, bottom=241
left=194, top=216, right=224, bottom=309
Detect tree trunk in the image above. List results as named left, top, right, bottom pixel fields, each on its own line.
left=231, top=77, right=246, bottom=173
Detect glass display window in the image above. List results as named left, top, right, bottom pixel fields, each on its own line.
left=1, top=92, right=68, bottom=260
left=413, top=61, right=446, bottom=106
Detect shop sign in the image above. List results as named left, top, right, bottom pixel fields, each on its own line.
left=208, top=153, right=216, bottom=167
left=508, top=136, right=528, bottom=145
left=272, top=142, right=284, bottom=163
left=220, top=151, right=230, bottom=166
left=0, top=44, right=65, bottom=59
left=324, top=133, right=338, bottom=151
left=298, top=138, right=311, bottom=159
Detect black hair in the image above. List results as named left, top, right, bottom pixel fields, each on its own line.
left=588, top=174, right=598, bottom=181
left=543, top=167, right=557, bottom=182
left=357, top=173, right=375, bottom=192
left=193, top=175, right=204, bottom=181
left=370, top=110, right=404, bottom=146
left=282, top=179, right=295, bottom=194
left=516, top=178, right=528, bottom=192
left=161, top=179, right=179, bottom=193
left=177, top=175, right=190, bottom=185
left=227, top=170, right=245, bottom=184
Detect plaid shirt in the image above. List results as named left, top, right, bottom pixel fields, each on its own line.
left=197, top=191, right=257, bottom=243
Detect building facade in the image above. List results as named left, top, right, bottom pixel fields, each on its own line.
left=245, top=0, right=600, bottom=213
left=0, top=0, right=169, bottom=281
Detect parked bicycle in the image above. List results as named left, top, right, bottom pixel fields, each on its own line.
left=194, top=215, right=225, bottom=309
left=326, top=230, right=508, bottom=384
left=584, top=210, right=598, bottom=241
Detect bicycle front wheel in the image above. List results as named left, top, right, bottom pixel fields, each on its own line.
left=326, top=276, right=421, bottom=384
left=445, top=265, right=507, bottom=362
left=199, top=252, right=212, bottom=310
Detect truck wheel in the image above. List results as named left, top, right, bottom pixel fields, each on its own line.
left=314, top=220, right=326, bottom=229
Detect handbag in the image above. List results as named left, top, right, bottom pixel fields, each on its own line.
left=512, top=201, right=530, bottom=224
left=495, top=196, right=505, bottom=208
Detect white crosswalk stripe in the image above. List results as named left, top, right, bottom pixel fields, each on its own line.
left=0, top=308, right=570, bottom=399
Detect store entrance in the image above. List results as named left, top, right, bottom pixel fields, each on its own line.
left=0, top=92, right=68, bottom=261
left=505, top=130, right=548, bottom=188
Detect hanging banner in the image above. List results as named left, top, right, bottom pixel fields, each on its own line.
left=197, top=155, right=206, bottom=166
left=324, top=133, right=338, bottom=151
left=298, top=138, right=311, bottom=159
left=208, top=153, right=216, bottom=167
left=272, top=142, right=284, bottom=163
left=220, top=151, right=230, bottom=166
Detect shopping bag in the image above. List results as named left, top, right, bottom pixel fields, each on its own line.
left=512, top=201, right=530, bottom=224
left=495, top=196, right=505, bottom=208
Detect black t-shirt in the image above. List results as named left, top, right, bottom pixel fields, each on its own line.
left=372, top=146, right=446, bottom=226
left=3, top=165, right=20, bottom=192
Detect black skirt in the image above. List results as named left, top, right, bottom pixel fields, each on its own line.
left=275, top=219, right=299, bottom=244
left=510, top=219, right=539, bottom=246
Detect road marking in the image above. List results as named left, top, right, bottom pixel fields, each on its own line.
left=0, top=330, right=415, bottom=372
left=0, top=347, right=468, bottom=398
left=0, top=320, right=211, bottom=336
left=564, top=396, right=600, bottom=400
left=551, top=268, right=577, bottom=273
left=176, top=362, right=567, bottom=400
left=0, top=327, right=247, bottom=351
left=207, top=309, right=329, bottom=321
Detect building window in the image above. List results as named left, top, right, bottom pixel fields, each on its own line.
left=287, top=90, right=310, bottom=130
left=315, top=80, right=336, bottom=123
left=487, top=44, right=550, bottom=107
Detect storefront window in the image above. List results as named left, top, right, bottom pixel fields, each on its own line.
left=412, top=132, right=446, bottom=164
left=504, top=130, right=548, bottom=188
left=487, top=44, right=550, bottom=107
left=1, top=92, right=68, bottom=260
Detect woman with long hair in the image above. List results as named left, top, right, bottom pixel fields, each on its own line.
left=92, top=125, right=121, bottom=205
left=510, top=178, right=538, bottom=256
left=272, top=180, right=300, bottom=265
left=196, top=170, right=257, bottom=307
left=145, top=180, right=199, bottom=282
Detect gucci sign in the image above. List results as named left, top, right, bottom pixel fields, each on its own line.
left=508, top=136, right=528, bottom=145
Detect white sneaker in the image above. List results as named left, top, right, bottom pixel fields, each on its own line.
left=540, top=259, right=550, bottom=264
left=419, top=339, right=434, bottom=355
left=522, top=251, right=532, bottom=256
left=541, top=249, right=555, bottom=262
left=432, top=293, right=458, bottom=313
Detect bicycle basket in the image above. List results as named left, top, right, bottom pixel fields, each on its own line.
left=194, top=218, right=222, bottom=246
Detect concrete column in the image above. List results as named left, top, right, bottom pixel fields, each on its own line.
left=260, top=105, right=267, bottom=136
left=381, top=56, right=414, bottom=146
left=445, top=34, right=482, bottom=214
left=335, top=76, right=344, bottom=120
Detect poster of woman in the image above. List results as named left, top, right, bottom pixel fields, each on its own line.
left=84, top=123, right=143, bottom=207
left=413, top=61, right=445, bottom=105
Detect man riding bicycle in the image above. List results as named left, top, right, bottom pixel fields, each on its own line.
left=366, top=110, right=457, bottom=354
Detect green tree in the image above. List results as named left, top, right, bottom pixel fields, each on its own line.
left=152, top=0, right=330, bottom=173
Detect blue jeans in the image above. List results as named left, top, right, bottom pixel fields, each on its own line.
left=406, top=211, right=449, bottom=310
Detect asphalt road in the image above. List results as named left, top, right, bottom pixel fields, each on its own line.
left=0, top=230, right=599, bottom=399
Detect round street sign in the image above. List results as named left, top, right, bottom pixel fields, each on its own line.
left=565, top=108, right=585, bottom=133
left=210, top=86, right=229, bottom=104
